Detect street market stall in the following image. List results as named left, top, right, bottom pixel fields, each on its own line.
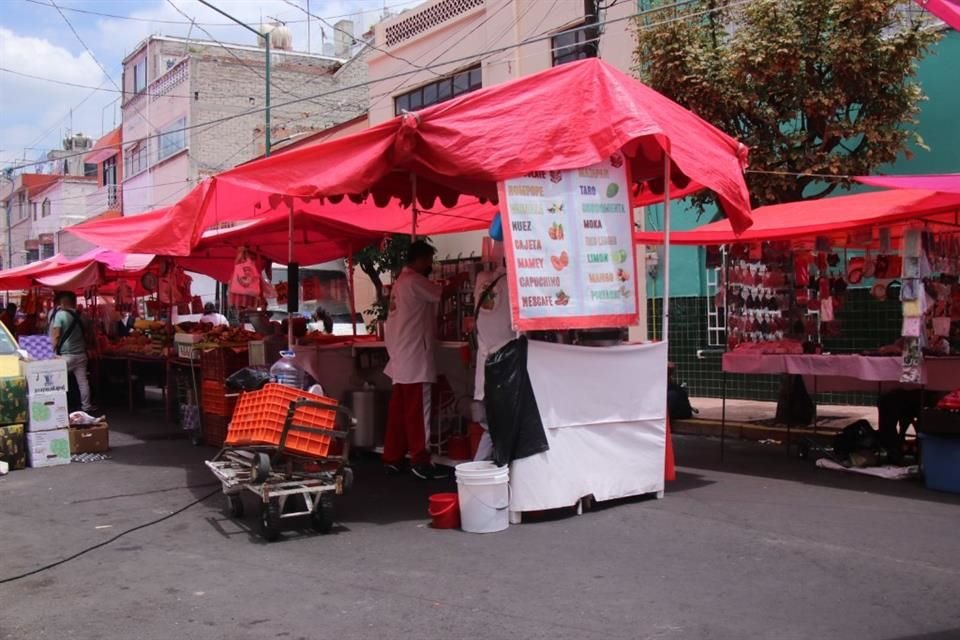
left=636, top=186, right=960, bottom=462
left=67, top=59, right=755, bottom=524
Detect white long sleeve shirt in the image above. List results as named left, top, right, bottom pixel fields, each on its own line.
left=384, top=267, right=443, bottom=384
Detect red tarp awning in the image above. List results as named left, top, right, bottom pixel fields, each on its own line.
left=855, top=173, right=960, bottom=194
left=913, top=0, right=960, bottom=30
left=634, top=189, right=960, bottom=246
left=68, top=58, right=752, bottom=256
left=0, top=249, right=156, bottom=292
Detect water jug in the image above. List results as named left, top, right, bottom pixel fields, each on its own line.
left=269, top=351, right=305, bottom=389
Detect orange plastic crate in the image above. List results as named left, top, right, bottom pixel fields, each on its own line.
left=202, top=412, right=229, bottom=447
left=226, top=384, right=339, bottom=458
left=201, top=380, right=238, bottom=417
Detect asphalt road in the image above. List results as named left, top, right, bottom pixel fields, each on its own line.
left=1, top=409, right=959, bottom=640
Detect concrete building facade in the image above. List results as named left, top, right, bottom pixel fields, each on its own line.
left=119, top=34, right=370, bottom=215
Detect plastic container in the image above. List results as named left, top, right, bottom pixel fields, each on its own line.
left=200, top=347, right=248, bottom=381
left=270, top=351, right=305, bottom=389
left=226, top=383, right=338, bottom=458
left=202, top=412, right=229, bottom=447
left=200, top=380, right=238, bottom=417
left=428, top=492, right=460, bottom=529
left=455, top=461, right=509, bottom=534
left=920, top=433, right=960, bottom=494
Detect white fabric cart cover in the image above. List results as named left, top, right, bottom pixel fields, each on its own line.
left=510, top=341, right=667, bottom=512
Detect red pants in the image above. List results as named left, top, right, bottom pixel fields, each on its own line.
left=383, top=382, right=433, bottom=465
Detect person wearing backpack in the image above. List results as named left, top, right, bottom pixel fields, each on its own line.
left=49, top=291, right=97, bottom=414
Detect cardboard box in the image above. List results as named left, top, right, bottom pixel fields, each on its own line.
left=0, top=354, right=21, bottom=378
left=0, top=376, right=28, bottom=426
left=69, top=423, right=109, bottom=454
left=0, top=423, right=27, bottom=470
left=20, top=359, right=69, bottom=395
left=27, top=428, right=71, bottom=468
left=27, top=392, right=69, bottom=432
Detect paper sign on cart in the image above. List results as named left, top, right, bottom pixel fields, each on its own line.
left=499, top=155, right=639, bottom=331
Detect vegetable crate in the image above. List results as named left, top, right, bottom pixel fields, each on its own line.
left=201, top=380, right=238, bottom=417
left=200, top=347, right=248, bottom=382
left=202, top=412, right=229, bottom=447
left=226, top=384, right=339, bottom=458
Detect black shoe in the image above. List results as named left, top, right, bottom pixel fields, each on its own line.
left=384, top=462, right=407, bottom=476
left=83, top=406, right=101, bottom=416
left=411, top=463, right=448, bottom=481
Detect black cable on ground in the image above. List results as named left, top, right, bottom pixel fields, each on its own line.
left=0, top=488, right=221, bottom=585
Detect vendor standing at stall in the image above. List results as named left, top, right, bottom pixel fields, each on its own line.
left=472, top=216, right=515, bottom=461
left=382, top=241, right=454, bottom=480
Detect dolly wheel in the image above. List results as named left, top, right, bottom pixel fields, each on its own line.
left=226, top=494, right=244, bottom=518
left=251, top=453, right=271, bottom=483
left=311, top=494, right=335, bottom=534
left=260, top=499, right=281, bottom=542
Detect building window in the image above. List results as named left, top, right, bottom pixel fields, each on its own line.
left=84, top=163, right=97, bottom=177
left=125, top=142, right=149, bottom=177
left=41, top=243, right=55, bottom=259
left=133, top=58, right=147, bottom=94
left=17, top=193, right=26, bottom=220
left=103, top=156, right=119, bottom=208
left=42, top=198, right=51, bottom=218
left=25, top=249, right=39, bottom=264
left=32, top=202, right=38, bottom=221
left=157, top=117, right=187, bottom=162
left=552, top=25, right=597, bottom=66
left=394, top=65, right=481, bottom=116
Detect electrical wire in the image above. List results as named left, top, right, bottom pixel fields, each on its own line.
left=47, top=0, right=122, bottom=93
left=0, top=487, right=220, bottom=585
left=280, top=0, right=439, bottom=75
left=3, top=0, right=757, bottom=173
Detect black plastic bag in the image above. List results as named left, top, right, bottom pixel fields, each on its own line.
left=667, top=381, right=693, bottom=420
left=225, top=367, right=271, bottom=392
left=832, top=419, right=880, bottom=461
left=483, top=337, right=549, bottom=466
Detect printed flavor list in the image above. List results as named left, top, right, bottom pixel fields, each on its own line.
left=500, top=154, right=639, bottom=330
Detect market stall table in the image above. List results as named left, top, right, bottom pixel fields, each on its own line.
left=99, top=353, right=167, bottom=412
left=720, top=352, right=960, bottom=455
left=509, top=341, right=668, bottom=521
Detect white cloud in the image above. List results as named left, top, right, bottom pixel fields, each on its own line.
left=0, top=26, right=111, bottom=168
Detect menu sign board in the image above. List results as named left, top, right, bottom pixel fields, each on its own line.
left=500, top=154, right=639, bottom=331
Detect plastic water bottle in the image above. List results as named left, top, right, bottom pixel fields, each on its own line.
left=270, top=351, right=305, bottom=389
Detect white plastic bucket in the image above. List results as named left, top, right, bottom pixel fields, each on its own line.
left=455, top=461, right=510, bottom=534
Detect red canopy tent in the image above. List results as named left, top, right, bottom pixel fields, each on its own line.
left=0, top=255, right=74, bottom=291
left=855, top=173, right=960, bottom=195
left=0, top=249, right=156, bottom=292
left=634, top=189, right=960, bottom=246
left=912, top=0, right=960, bottom=30
left=70, top=58, right=752, bottom=339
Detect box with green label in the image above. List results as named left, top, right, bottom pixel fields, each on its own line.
left=27, top=428, right=71, bottom=468
left=0, top=423, right=27, bottom=471
left=27, top=392, right=69, bottom=432
left=0, top=377, right=28, bottom=426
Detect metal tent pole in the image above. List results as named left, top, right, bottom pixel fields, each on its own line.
left=662, top=153, right=671, bottom=340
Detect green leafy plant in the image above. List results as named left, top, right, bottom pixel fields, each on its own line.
left=352, top=235, right=432, bottom=330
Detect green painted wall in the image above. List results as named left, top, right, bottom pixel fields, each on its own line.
left=646, top=29, right=960, bottom=300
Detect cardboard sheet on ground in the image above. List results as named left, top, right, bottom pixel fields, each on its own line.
left=510, top=340, right=667, bottom=512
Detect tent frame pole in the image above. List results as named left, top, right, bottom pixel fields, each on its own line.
left=347, top=252, right=358, bottom=337
left=662, top=153, right=671, bottom=341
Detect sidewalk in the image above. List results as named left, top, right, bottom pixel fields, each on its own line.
left=674, top=397, right=878, bottom=442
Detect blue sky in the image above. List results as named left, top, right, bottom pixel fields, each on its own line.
left=0, top=0, right=421, bottom=171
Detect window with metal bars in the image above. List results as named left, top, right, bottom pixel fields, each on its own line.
left=394, top=65, right=482, bottom=115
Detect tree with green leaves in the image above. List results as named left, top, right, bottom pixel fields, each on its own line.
left=634, top=0, right=941, bottom=209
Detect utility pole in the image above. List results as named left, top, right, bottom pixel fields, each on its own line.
left=196, top=0, right=272, bottom=156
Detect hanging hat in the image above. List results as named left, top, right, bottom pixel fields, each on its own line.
left=488, top=212, right=503, bottom=242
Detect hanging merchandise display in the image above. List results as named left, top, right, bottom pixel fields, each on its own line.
left=228, top=247, right=264, bottom=309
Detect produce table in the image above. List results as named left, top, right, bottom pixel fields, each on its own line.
left=99, top=353, right=167, bottom=412
left=509, top=341, right=667, bottom=519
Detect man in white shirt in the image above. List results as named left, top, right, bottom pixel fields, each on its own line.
left=382, top=241, right=453, bottom=480
left=200, top=303, right=229, bottom=327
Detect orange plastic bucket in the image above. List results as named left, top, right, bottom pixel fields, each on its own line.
left=428, top=492, right=460, bottom=529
